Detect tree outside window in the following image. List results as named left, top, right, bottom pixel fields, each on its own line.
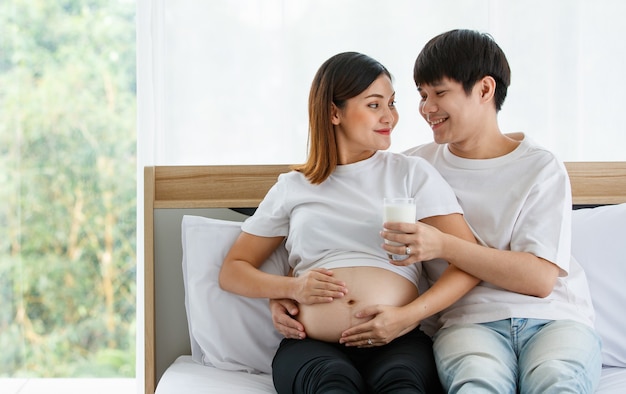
left=0, top=0, right=136, bottom=378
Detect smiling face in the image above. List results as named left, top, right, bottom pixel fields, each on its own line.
left=417, top=77, right=485, bottom=146
left=332, top=74, right=398, bottom=164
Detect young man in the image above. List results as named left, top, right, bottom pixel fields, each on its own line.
left=270, top=29, right=602, bottom=393
left=398, top=29, right=602, bottom=393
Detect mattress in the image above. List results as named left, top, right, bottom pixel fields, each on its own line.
left=156, top=355, right=626, bottom=394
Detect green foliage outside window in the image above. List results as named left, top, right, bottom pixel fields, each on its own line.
left=0, top=0, right=136, bottom=377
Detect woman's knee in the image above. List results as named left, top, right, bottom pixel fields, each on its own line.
left=298, top=358, right=366, bottom=394
left=272, top=339, right=366, bottom=394
left=363, top=329, right=441, bottom=393
left=368, top=362, right=443, bottom=394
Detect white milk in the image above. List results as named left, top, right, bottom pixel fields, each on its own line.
left=383, top=202, right=416, bottom=224
left=383, top=198, right=415, bottom=261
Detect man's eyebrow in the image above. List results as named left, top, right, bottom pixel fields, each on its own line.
left=417, top=81, right=443, bottom=91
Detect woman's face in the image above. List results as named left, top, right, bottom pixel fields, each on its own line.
left=332, top=74, right=398, bottom=165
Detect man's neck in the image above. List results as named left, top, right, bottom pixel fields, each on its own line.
left=448, top=130, right=522, bottom=160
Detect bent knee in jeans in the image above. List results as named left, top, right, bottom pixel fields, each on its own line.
left=518, top=320, right=602, bottom=394
left=433, top=322, right=517, bottom=393
left=433, top=319, right=602, bottom=394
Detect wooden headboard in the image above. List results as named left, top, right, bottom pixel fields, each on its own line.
left=143, top=161, right=626, bottom=394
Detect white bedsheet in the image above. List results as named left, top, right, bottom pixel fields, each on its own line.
left=155, top=356, right=275, bottom=394
left=598, top=366, right=626, bottom=393
left=156, top=355, right=626, bottom=393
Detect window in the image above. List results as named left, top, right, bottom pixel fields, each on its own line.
left=0, top=0, right=136, bottom=387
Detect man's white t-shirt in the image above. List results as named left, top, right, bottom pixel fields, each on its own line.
left=404, top=135, right=595, bottom=329
left=242, top=150, right=463, bottom=289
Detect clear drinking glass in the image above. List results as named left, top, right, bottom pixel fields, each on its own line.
left=383, top=197, right=416, bottom=261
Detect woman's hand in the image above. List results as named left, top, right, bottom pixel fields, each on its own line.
left=269, top=298, right=306, bottom=339
left=291, top=268, right=348, bottom=305
left=381, top=220, right=447, bottom=266
left=339, top=304, right=418, bottom=347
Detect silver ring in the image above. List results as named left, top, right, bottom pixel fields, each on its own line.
left=367, top=338, right=373, bottom=345
left=405, top=246, right=411, bottom=255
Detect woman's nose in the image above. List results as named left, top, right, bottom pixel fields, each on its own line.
left=382, top=107, right=396, bottom=125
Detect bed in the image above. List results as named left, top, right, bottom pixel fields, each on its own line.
left=144, top=162, right=626, bottom=394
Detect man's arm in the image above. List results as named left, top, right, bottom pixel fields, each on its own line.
left=383, top=220, right=560, bottom=297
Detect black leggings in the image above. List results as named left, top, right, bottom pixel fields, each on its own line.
left=272, top=327, right=443, bottom=394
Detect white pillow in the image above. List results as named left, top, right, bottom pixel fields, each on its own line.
left=571, top=203, right=626, bottom=368
left=181, top=215, right=289, bottom=373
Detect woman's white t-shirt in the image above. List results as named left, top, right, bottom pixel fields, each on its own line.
left=242, top=150, right=463, bottom=289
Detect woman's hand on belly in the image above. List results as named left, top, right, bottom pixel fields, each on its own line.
left=338, top=304, right=420, bottom=347
left=297, top=267, right=418, bottom=343
left=292, top=268, right=349, bottom=305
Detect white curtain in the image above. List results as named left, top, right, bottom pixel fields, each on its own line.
left=138, top=0, right=626, bottom=167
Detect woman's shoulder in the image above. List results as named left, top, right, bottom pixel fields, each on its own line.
left=277, top=169, right=309, bottom=184
left=378, top=151, right=446, bottom=186
left=273, top=169, right=325, bottom=198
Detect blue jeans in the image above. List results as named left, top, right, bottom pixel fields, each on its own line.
left=433, top=319, right=602, bottom=394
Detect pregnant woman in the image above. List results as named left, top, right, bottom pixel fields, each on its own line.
left=219, top=51, right=479, bottom=394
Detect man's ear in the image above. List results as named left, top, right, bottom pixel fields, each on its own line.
left=479, top=76, right=496, bottom=102
left=331, top=103, right=341, bottom=125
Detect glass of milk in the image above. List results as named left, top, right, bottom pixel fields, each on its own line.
left=383, top=197, right=416, bottom=261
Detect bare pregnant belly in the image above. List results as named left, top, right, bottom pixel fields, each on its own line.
left=297, top=267, right=419, bottom=342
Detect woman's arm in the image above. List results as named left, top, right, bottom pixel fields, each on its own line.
left=339, top=213, right=480, bottom=346
left=219, top=232, right=348, bottom=304
left=271, top=213, right=482, bottom=344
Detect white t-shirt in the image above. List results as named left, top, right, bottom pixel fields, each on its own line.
left=404, top=136, right=595, bottom=328
left=242, top=150, right=463, bottom=289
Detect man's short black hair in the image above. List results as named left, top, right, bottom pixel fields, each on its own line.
left=414, top=29, right=511, bottom=111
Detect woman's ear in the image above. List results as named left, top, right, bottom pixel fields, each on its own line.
left=331, top=103, right=341, bottom=125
